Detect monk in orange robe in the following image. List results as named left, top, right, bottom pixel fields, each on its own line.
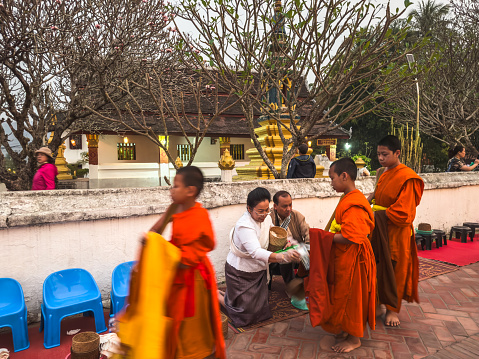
left=369, top=135, right=424, bottom=327
left=308, top=158, right=376, bottom=353
left=150, top=166, right=225, bottom=359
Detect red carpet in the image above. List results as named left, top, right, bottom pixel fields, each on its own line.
left=418, top=238, right=479, bottom=266
left=0, top=311, right=109, bottom=359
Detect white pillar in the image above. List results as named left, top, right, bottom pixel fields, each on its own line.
left=88, top=164, right=99, bottom=189
left=221, top=170, right=233, bottom=182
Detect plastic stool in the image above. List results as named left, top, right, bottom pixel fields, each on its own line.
left=415, top=233, right=426, bottom=250
left=40, top=268, right=107, bottom=349
left=463, top=222, right=479, bottom=241
left=432, top=229, right=447, bottom=246
left=450, top=226, right=470, bottom=243
left=0, top=278, right=30, bottom=352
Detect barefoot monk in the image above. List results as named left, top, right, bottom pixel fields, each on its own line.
left=368, top=135, right=424, bottom=327
left=307, top=158, right=376, bottom=353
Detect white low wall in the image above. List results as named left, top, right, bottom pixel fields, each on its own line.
left=88, top=162, right=222, bottom=188
left=2, top=172, right=479, bottom=323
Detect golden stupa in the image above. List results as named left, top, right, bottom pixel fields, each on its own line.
left=235, top=0, right=323, bottom=180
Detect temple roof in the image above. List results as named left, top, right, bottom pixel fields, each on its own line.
left=75, top=68, right=348, bottom=139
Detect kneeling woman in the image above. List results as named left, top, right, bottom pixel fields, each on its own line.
left=221, top=187, right=301, bottom=327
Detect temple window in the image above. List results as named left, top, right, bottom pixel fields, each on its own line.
left=117, top=143, right=136, bottom=160
left=69, top=134, right=83, bottom=150
left=177, top=144, right=191, bottom=162
left=230, top=144, right=245, bottom=160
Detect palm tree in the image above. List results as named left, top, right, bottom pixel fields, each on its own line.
left=409, top=0, right=450, bottom=36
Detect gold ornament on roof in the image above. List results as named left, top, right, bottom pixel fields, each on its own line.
left=218, top=149, right=235, bottom=170
left=175, top=157, right=184, bottom=169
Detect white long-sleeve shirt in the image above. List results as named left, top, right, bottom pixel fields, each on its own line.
left=226, top=211, right=273, bottom=273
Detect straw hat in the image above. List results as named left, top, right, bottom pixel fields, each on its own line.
left=35, top=147, right=53, bottom=158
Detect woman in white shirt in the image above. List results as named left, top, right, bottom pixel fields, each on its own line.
left=221, top=187, right=301, bottom=327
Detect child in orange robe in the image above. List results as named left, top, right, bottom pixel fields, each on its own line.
left=150, top=166, right=225, bottom=359
left=312, top=158, right=376, bottom=353
left=369, top=135, right=424, bottom=327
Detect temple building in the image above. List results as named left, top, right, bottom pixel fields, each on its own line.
left=63, top=1, right=349, bottom=188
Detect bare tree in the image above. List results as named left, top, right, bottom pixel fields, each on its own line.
left=0, top=0, right=175, bottom=190
left=85, top=66, right=242, bottom=168
left=380, top=9, right=479, bottom=155
left=453, top=0, right=479, bottom=26
left=171, top=0, right=425, bottom=178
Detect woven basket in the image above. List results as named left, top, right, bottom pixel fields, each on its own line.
left=268, top=226, right=288, bottom=252
left=418, top=223, right=432, bottom=232
left=221, top=313, right=229, bottom=338
left=71, top=332, right=100, bottom=355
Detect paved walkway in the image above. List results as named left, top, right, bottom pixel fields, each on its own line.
left=223, top=262, right=479, bottom=358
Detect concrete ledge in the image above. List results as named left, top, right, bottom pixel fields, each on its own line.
left=1, top=172, right=479, bottom=229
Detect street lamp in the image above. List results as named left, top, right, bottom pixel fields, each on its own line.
left=406, top=54, right=420, bottom=132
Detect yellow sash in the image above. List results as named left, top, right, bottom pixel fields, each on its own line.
left=371, top=199, right=387, bottom=212
left=114, top=231, right=181, bottom=359
left=329, top=219, right=342, bottom=234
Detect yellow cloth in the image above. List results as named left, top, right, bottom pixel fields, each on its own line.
left=329, top=219, right=342, bottom=234
left=114, top=231, right=181, bottom=359
left=371, top=200, right=412, bottom=235
left=371, top=199, right=387, bottom=212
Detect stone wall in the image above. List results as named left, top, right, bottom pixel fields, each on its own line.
left=2, top=172, right=479, bottom=323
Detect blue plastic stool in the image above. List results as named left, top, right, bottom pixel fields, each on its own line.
left=0, top=278, right=30, bottom=352
left=40, top=268, right=107, bottom=349
left=110, top=261, right=136, bottom=317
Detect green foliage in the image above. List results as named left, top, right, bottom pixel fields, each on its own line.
left=3, top=154, right=17, bottom=173
left=420, top=134, right=449, bottom=172
left=340, top=114, right=391, bottom=171
left=390, top=118, right=423, bottom=172
left=351, top=154, right=372, bottom=170
left=80, top=151, right=89, bottom=164
left=67, top=162, right=89, bottom=179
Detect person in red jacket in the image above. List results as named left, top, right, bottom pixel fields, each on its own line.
left=32, top=147, right=58, bottom=190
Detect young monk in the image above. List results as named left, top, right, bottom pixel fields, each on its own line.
left=310, top=158, right=376, bottom=353
left=150, top=166, right=225, bottom=359
left=368, top=135, right=424, bottom=327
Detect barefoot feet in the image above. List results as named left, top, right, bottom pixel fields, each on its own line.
left=385, top=309, right=400, bottom=327
left=332, top=334, right=361, bottom=353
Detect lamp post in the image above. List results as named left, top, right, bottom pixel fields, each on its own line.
left=406, top=54, right=422, bottom=172
left=406, top=54, right=420, bottom=133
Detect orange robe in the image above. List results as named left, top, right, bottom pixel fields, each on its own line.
left=374, top=164, right=424, bottom=312
left=166, top=202, right=225, bottom=359
left=307, top=190, right=376, bottom=337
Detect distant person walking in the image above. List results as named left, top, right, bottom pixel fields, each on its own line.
left=286, top=143, right=316, bottom=179
left=446, top=145, right=479, bottom=172
left=32, top=147, right=58, bottom=190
